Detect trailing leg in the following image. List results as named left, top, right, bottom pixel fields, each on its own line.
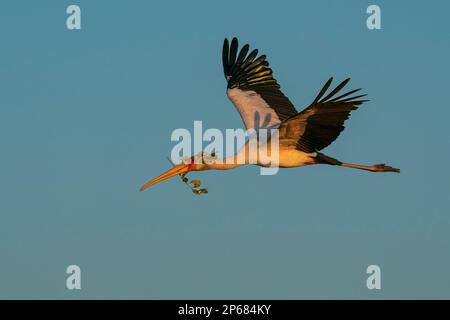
left=315, top=152, right=400, bottom=173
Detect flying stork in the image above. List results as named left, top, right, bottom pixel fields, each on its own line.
left=140, top=37, right=399, bottom=191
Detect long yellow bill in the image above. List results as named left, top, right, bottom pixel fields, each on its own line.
left=139, top=163, right=190, bottom=192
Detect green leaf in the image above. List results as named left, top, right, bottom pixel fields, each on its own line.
left=192, top=189, right=200, bottom=194
left=198, top=188, right=208, bottom=194
left=190, top=179, right=201, bottom=188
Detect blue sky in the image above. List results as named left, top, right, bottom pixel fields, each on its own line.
left=0, top=0, right=449, bottom=299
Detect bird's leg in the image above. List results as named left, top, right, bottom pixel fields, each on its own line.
left=315, top=152, right=400, bottom=173
left=340, top=162, right=400, bottom=173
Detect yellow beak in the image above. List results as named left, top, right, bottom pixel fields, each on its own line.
left=139, top=163, right=190, bottom=192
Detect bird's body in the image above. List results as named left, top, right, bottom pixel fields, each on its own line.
left=201, top=138, right=316, bottom=169
left=277, top=149, right=316, bottom=168
left=139, top=37, right=399, bottom=192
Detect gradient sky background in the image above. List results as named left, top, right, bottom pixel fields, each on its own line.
left=1, top=0, right=449, bottom=299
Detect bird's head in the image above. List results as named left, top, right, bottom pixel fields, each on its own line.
left=139, top=151, right=217, bottom=191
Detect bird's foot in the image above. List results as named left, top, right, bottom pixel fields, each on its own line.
left=372, top=163, right=400, bottom=173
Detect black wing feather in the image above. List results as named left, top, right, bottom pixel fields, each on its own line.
left=223, top=37, right=298, bottom=122
left=280, top=78, right=368, bottom=153
left=222, top=39, right=229, bottom=76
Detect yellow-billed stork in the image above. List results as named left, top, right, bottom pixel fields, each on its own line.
left=140, top=37, right=399, bottom=191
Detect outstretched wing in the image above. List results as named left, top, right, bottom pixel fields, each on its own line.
left=223, top=37, right=298, bottom=130
left=279, top=78, right=368, bottom=153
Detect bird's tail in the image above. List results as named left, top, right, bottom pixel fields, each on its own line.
left=315, top=152, right=400, bottom=173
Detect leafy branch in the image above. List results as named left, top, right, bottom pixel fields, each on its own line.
left=167, top=158, right=208, bottom=195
